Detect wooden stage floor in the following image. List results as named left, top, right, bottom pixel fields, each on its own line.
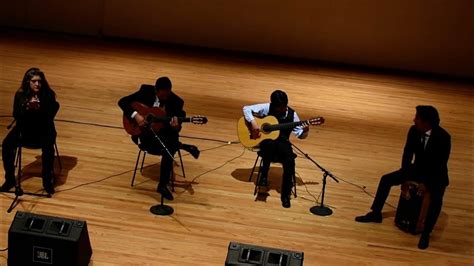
left=0, top=30, right=473, bottom=265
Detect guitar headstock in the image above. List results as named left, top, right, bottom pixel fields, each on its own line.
left=308, top=116, right=325, bottom=126
left=191, top=116, right=208, bottom=125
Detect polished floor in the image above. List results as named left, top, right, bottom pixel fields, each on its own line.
left=0, top=30, right=473, bottom=265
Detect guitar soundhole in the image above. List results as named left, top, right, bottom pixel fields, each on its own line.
left=261, top=123, right=271, bottom=133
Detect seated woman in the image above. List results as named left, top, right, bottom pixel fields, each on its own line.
left=1, top=67, right=59, bottom=195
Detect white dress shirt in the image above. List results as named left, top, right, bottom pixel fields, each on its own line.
left=242, top=103, right=308, bottom=139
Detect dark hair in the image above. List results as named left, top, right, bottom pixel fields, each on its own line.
left=270, top=90, right=288, bottom=107
left=416, top=105, right=440, bottom=127
left=155, top=76, right=172, bottom=91
left=18, top=67, right=54, bottom=97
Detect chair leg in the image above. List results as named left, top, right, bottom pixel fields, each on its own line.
left=292, top=174, right=297, bottom=198
left=253, top=159, right=263, bottom=196
left=170, top=168, right=175, bottom=192
left=131, top=149, right=142, bottom=187
left=177, top=149, right=185, bottom=178
left=13, top=145, right=61, bottom=182
left=15, top=146, right=22, bottom=181
left=249, top=155, right=260, bottom=181
left=54, top=143, right=62, bottom=170
left=140, top=151, right=147, bottom=172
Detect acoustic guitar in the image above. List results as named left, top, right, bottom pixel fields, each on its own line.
left=237, top=116, right=324, bottom=148
left=123, top=102, right=208, bottom=136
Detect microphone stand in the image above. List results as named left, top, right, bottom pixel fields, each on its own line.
left=291, top=143, right=338, bottom=216
left=6, top=131, right=51, bottom=214
left=147, top=125, right=175, bottom=216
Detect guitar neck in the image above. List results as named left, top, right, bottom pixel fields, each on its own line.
left=179, top=117, right=193, bottom=123
left=146, top=113, right=207, bottom=125
left=147, top=116, right=190, bottom=123
left=263, top=120, right=307, bottom=132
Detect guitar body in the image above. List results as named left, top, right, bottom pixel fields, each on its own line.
left=237, top=115, right=324, bottom=148
left=237, top=116, right=280, bottom=148
left=123, top=102, right=166, bottom=136
left=123, top=102, right=208, bottom=136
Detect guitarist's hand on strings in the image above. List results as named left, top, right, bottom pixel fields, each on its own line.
left=250, top=128, right=260, bottom=139
left=250, top=119, right=261, bottom=139
left=170, top=116, right=180, bottom=129
left=134, top=113, right=147, bottom=127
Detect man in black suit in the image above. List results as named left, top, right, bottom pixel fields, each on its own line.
left=118, top=77, right=198, bottom=200
left=355, top=105, right=451, bottom=249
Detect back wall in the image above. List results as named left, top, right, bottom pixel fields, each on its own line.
left=1, top=0, right=473, bottom=78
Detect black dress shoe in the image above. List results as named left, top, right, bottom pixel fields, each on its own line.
left=0, top=180, right=16, bottom=192
left=43, top=177, right=55, bottom=195
left=44, top=185, right=55, bottom=195
left=355, top=211, right=382, bottom=223
left=281, top=197, right=291, bottom=208
left=181, top=144, right=200, bottom=159
left=157, top=186, right=174, bottom=200
left=418, top=233, right=430, bottom=249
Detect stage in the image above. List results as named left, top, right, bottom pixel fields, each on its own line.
left=0, top=30, right=473, bottom=265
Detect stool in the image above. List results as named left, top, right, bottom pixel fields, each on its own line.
left=249, top=154, right=297, bottom=197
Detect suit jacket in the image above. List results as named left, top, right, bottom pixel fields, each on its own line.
left=118, top=84, right=185, bottom=134
left=401, top=125, right=451, bottom=190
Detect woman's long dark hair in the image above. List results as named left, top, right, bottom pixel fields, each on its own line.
left=18, top=67, right=55, bottom=98
left=12, top=68, right=56, bottom=119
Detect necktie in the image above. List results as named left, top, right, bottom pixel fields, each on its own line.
left=421, top=133, right=428, bottom=150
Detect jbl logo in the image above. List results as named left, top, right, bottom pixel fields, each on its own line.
left=33, top=246, right=53, bottom=264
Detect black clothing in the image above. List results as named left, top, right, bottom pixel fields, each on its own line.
left=118, top=84, right=185, bottom=189
left=2, top=88, right=59, bottom=189
left=370, top=125, right=451, bottom=235
left=259, top=107, right=297, bottom=199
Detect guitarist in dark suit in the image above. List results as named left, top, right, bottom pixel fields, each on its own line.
left=118, top=77, right=198, bottom=200
left=355, top=105, right=451, bottom=249
left=243, top=90, right=309, bottom=208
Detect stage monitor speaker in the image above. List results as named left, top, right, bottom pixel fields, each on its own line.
left=225, top=241, right=304, bottom=266
left=8, top=211, right=92, bottom=266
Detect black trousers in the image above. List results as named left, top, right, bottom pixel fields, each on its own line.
left=258, top=139, right=296, bottom=199
left=136, top=129, right=179, bottom=188
left=2, top=126, right=56, bottom=186
left=371, top=168, right=446, bottom=234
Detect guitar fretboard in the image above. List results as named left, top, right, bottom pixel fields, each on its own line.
left=146, top=115, right=192, bottom=123
left=262, top=120, right=309, bottom=132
